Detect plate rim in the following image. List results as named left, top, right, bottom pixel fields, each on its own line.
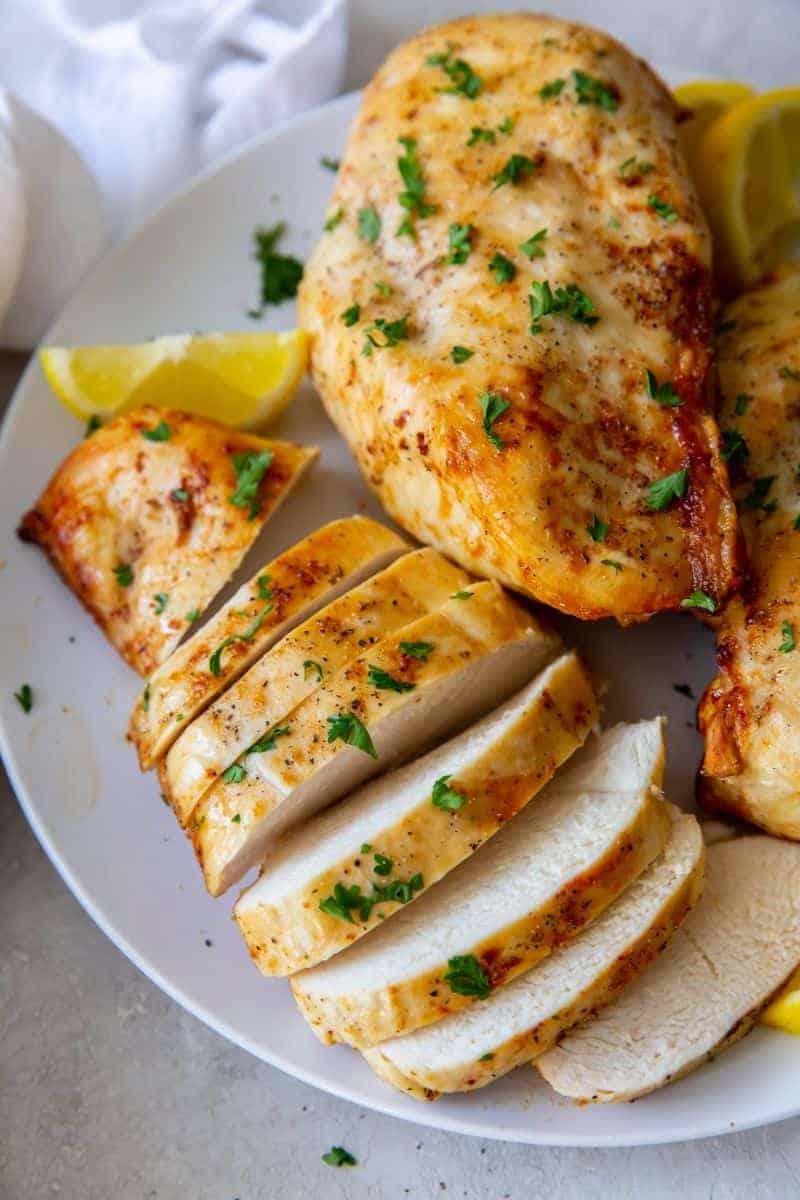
left=3, top=83, right=800, bottom=1149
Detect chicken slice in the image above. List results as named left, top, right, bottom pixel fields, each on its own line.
left=18, top=405, right=317, bottom=676
left=364, top=807, right=703, bottom=1099
left=129, top=516, right=407, bottom=769
left=291, top=720, right=671, bottom=1048
left=162, top=547, right=470, bottom=824
left=192, top=581, right=558, bottom=895
left=698, top=264, right=800, bottom=839
left=235, top=653, right=597, bottom=975
left=536, top=835, right=800, bottom=1102
left=298, top=13, right=740, bottom=621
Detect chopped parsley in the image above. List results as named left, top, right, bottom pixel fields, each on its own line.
left=587, top=514, right=608, bottom=542
left=322, top=1146, right=356, bottom=1168
left=14, top=683, right=32, bottom=713
left=186, top=608, right=200, bottom=623
left=779, top=365, right=800, bottom=381
left=539, top=78, right=565, bottom=100
left=779, top=620, right=796, bottom=653
left=142, top=419, right=170, bottom=442
left=480, top=391, right=510, bottom=451
left=646, top=468, right=688, bottom=511
left=319, top=871, right=423, bottom=924
left=362, top=314, right=411, bottom=356
left=572, top=69, right=618, bottom=112
left=373, top=851, right=393, bottom=877
left=358, top=205, right=381, bottom=243
left=431, top=774, right=467, bottom=811
left=231, top=813, right=241, bottom=823
left=426, top=48, right=483, bottom=99
left=498, top=116, right=515, bottom=134
left=324, top=207, right=345, bottom=232
left=529, top=281, right=598, bottom=332
left=246, top=725, right=291, bottom=756
left=452, top=589, right=473, bottom=599
left=468, top=126, right=496, bottom=145
left=367, top=665, right=415, bottom=693
left=170, top=488, right=189, bottom=503
left=319, top=883, right=364, bottom=922
left=721, top=428, right=749, bottom=463
left=396, top=137, right=436, bottom=238
left=229, top=449, right=273, bottom=519
left=113, top=562, right=134, bottom=588
left=400, top=640, right=434, bottom=660
left=251, top=223, right=303, bottom=312
left=520, top=228, right=547, bottom=259
left=223, top=763, right=247, bottom=784
left=208, top=581, right=273, bottom=675
left=744, top=475, right=777, bottom=511
left=444, top=954, right=491, bottom=1000
left=327, top=711, right=377, bottom=758
left=361, top=843, right=372, bottom=853
left=303, top=659, right=324, bottom=682
left=644, top=369, right=681, bottom=407
left=618, top=156, right=655, bottom=180
left=734, top=393, right=752, bottom=416
left=85, top=414, right=102, bottom=437
left=451, top=345, right=474, bottom=364
left=491, top=153, right=536, bottom=191
left=447, top=222, right=474, bottom=265
left=479, top=1052, right=495, bottom=1062
left=320, top=156, right=340, bottom=172
left=142, top=682, right=150, bottom=713
left=648, top=195, right=678, bottom=222
left=375, top=280, right=393, bottom=296
left=341, top=303, right=361, bottom=327
left=489, top=252, right=517, bottom=283
left=601, top=558, right=623, bottom=571
left=153, top=592, right=169, bottom=615
left=680, top=590, right=716, bottom=613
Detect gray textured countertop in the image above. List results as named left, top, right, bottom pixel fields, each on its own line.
left=4, top=3, right=800, bottom=1195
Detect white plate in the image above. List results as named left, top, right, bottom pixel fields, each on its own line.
left=2, top=86, right=798, bottom=1149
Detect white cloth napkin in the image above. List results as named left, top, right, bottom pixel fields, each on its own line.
left=0, top=0, right=348, bottom=348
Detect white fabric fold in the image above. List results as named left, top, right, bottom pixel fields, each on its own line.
left=0, top=0, right=348, bottom=346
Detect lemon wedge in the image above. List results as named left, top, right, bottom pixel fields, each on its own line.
left=762, top=967, right=800, bottom=1035
left=40, top=329, right=309, bottom=431
left=674, top=80, right=755, bottom=164
left=691, top=87, right=800, bottom=289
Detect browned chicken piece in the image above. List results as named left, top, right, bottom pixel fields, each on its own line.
left=699, top=264, right=800, bottom=840
left=298, top=13, right=740, bottom=621
left=18, top=405, right=317, bottom=675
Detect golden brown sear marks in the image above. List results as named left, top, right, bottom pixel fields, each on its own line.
left=299, top=12, right=740, bottom=620
left=19, top=405, right=316, bottom=675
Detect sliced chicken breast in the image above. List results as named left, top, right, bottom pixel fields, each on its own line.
left=129, top=516, right=408, bottom=769
left=164, top=548, right=471, bottom=824
left=537, top=835, right=800, bottom=1102
left=291, top=720, right=671, bottom=1048
left=298, top=13, right=740, bottom=621
left=699, top=264, right=800, bottom=839
left=364, top=808, right=703, bottom=1099
left=235, top=652, right=597, bottom=975
left=193, top=581, right=557, bottom=895
left=18, top=405, right=317, bottom=676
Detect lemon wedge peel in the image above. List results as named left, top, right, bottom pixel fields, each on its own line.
left=762, top=967, right=800, bottom=1036
left=691, top=87, right=800, bottom=289
left=40, top=329, right=309, bottom=431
